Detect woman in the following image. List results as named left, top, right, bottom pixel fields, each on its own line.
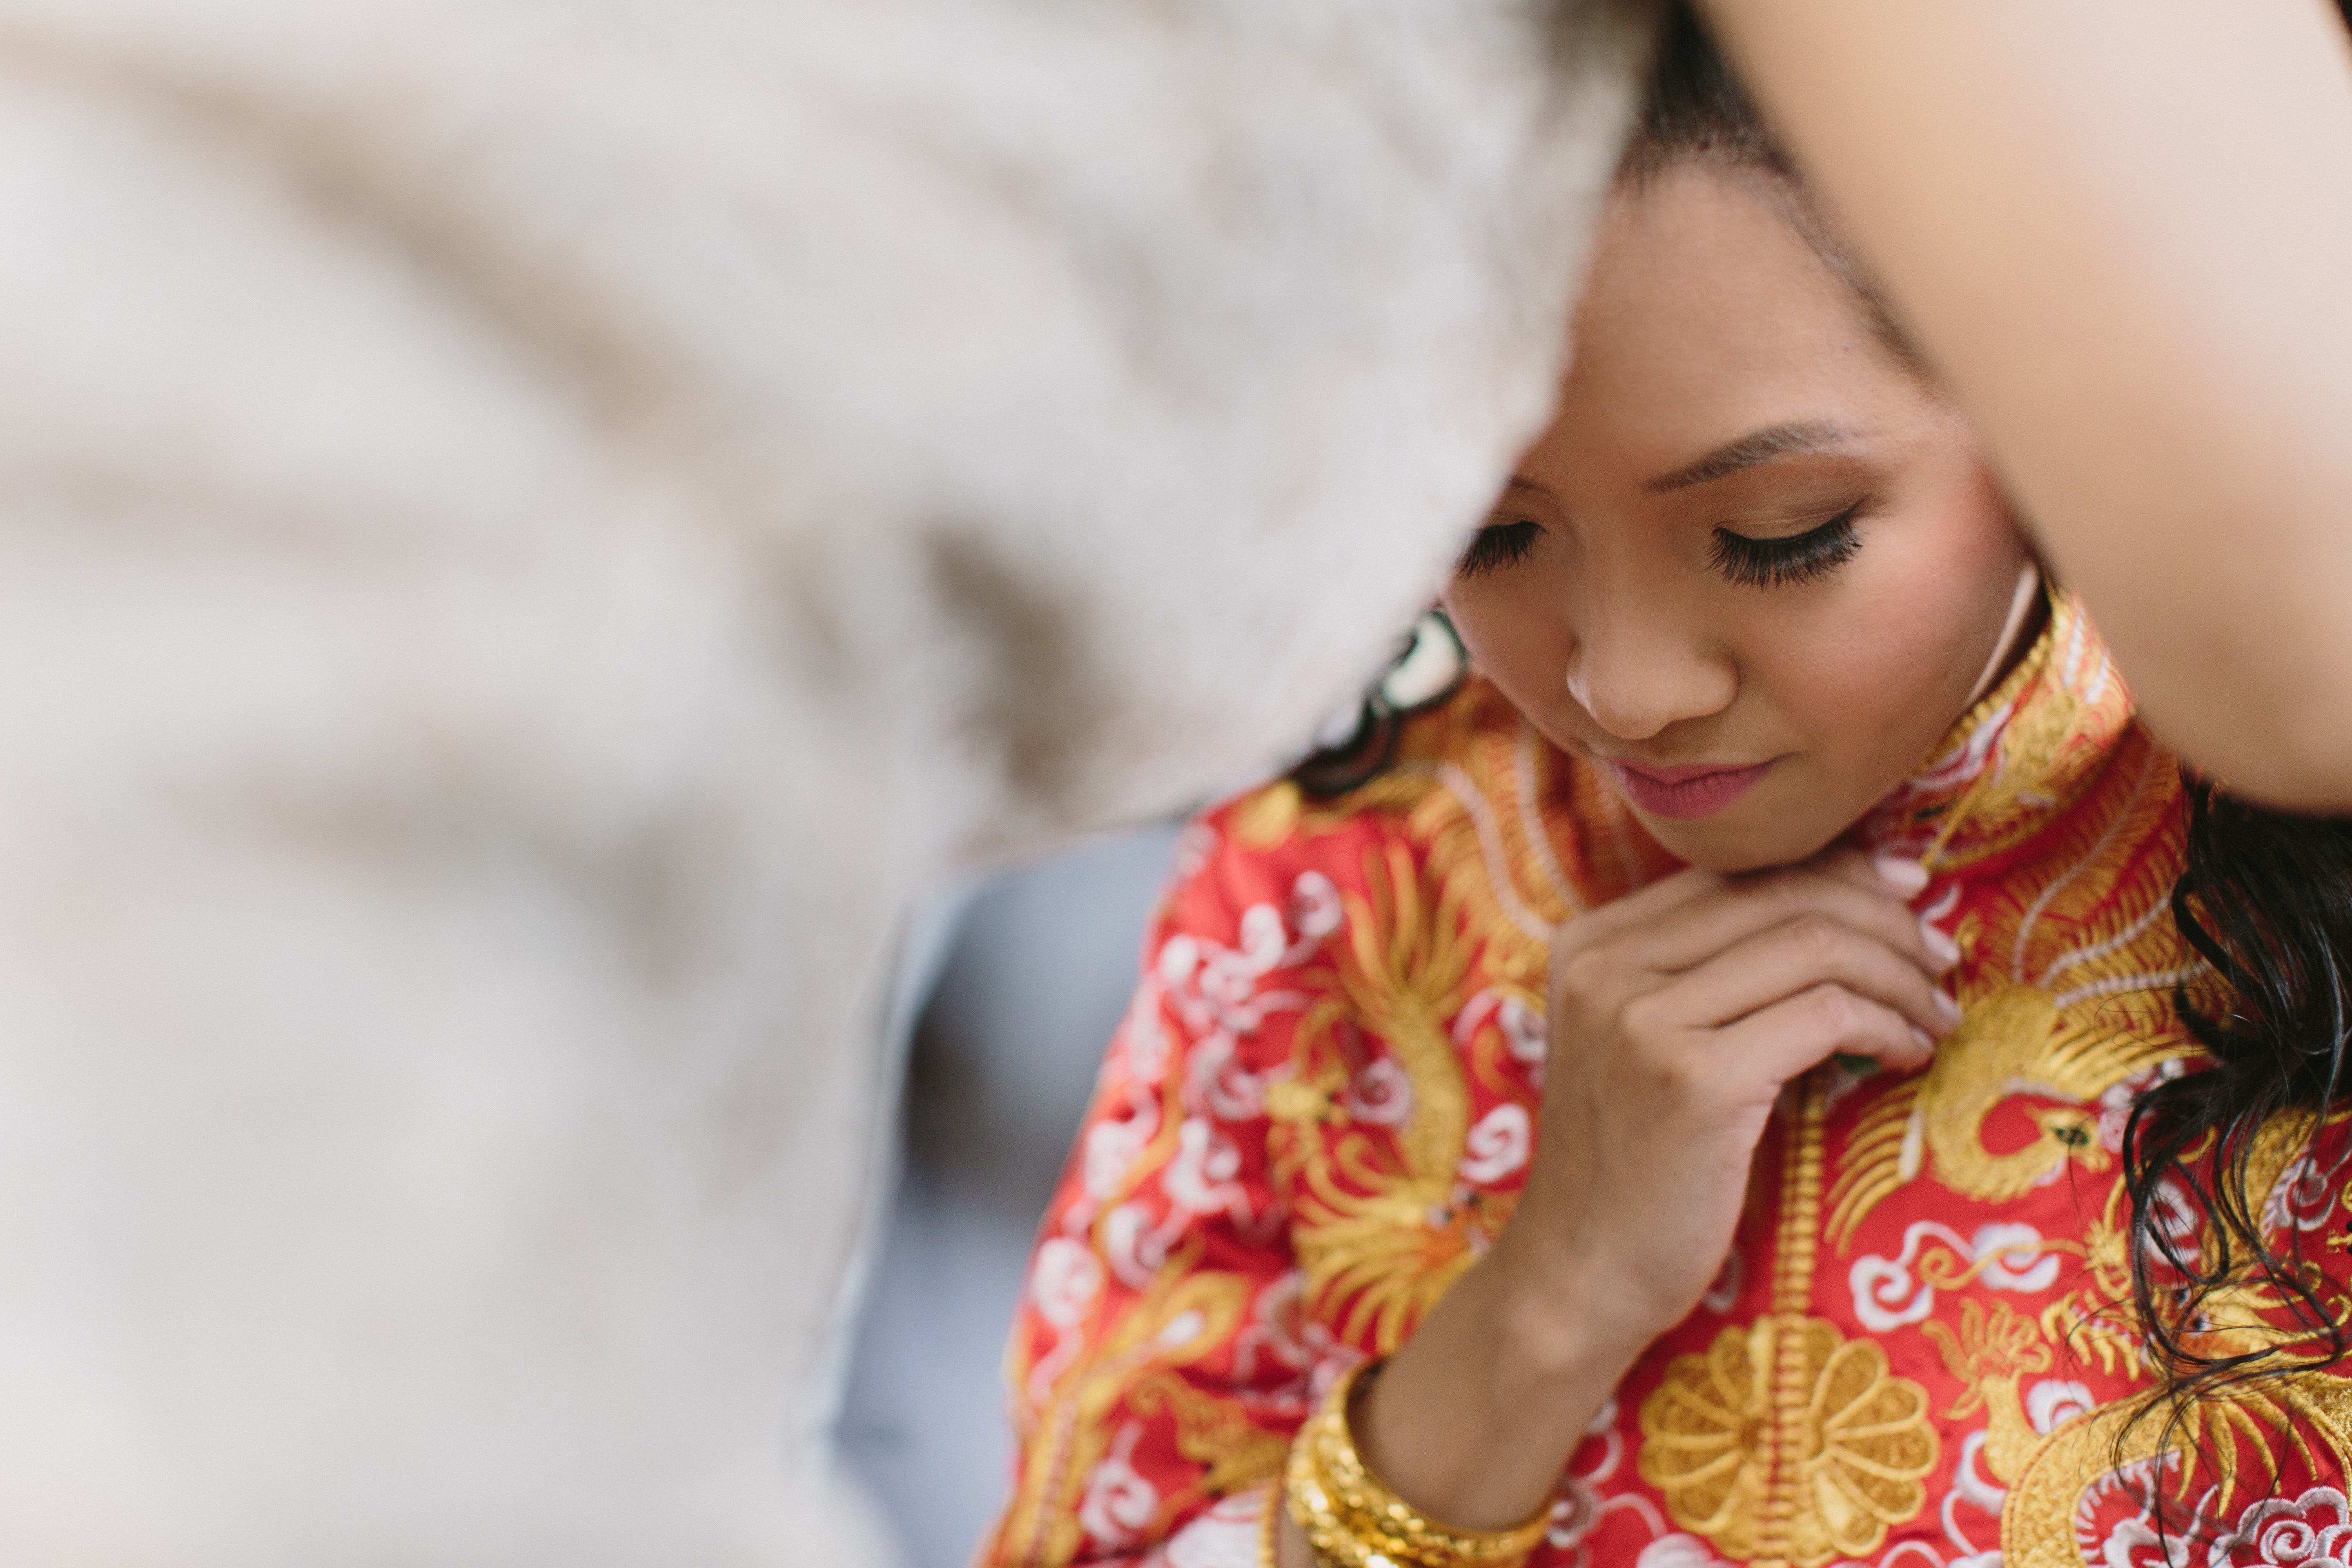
left=984, top=11, right=2352, bottom=1567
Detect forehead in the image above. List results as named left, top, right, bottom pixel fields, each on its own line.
left=1538, top=166, right=1924, bottom=488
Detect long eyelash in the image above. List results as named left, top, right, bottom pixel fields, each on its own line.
left=1707, top=504, right=1864, bottom=588
left=1457, top=520, right=1542, bottom=579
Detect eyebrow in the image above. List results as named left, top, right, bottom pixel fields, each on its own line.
left=1643, top=422, right=1858, bottom=493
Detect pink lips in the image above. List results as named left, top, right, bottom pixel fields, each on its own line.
left=1606, top=756, right=1777, bottom=819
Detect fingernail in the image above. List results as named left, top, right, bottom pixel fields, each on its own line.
left=1909, top=1025, right=1937, bottom=1056
left=1920, top=918, right=1961, bottom=969
left=1873, top=854, right=1929, bottom=896
left=1933, top=988, right=1962, bottom=1024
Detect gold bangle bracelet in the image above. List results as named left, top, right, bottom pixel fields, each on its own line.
left=1282, top=1361, right=1552, bottom=1568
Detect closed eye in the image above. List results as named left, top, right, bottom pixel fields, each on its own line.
left=1456, top=519, right=1543, bottom=579
left=1707, top=503, right=1864, bottom=588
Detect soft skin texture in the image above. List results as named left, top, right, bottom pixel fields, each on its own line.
left=1701, top=0, right=2352, bottom=811
left=1443, top=167, right=2032, bottom=873
left=1276, top=163, right=2013, bottom=1559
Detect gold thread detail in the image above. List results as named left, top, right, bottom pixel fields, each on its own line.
left=1641, top=1075, right=1938, bottom=1568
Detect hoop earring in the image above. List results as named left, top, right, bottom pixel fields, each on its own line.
left=1962, top=560, right=2043, bottom=709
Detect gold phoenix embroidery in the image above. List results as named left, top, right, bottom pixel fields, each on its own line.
left=1277, top=841, right=1483, bottom=1352
left=1826, top=983, right=2184, bottom=1248
left=1829, top=593, right=2205, bottom=1247
left=1926, top=1299, right=2052, bottom=1485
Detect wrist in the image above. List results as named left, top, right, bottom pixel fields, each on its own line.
left=1354, top=1242, right=1646, bottom=1532
left=1485, top=1223, right=1664, bottom=1385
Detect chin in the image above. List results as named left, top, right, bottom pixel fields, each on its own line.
left=1632, top=808, right=1847, bottom=875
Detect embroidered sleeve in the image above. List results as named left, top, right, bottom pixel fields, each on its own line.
left=979, top=803, right=1350, bottom=1567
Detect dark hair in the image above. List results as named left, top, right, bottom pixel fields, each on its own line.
left=1290, top=610, right=1468, bottom=799
left=2123, top=780, right=2352, bottom=1430
left=1619, top=2, right=1787, bottom=182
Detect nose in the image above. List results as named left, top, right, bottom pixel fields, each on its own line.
left=1563, top=597, right=1737, bottom=741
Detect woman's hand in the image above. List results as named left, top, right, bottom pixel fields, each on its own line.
left=1506, top=848, right=1955, bottom=1358
left=1278, top=848, right=1953, bottom=1560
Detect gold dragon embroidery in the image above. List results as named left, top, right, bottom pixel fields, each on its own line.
left=1826, top=735, right=2205, bottom=1248
left=2002, top=1375, right=2352, bottom=1568
left=1272, top=838, right=1484, bottom=1352
left=998, top=1265, right=1256, bottom=1566
left=1268, top=693, right=1667, bottom=1355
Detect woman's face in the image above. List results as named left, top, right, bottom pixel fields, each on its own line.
left=1442, top=164, right=2031, bottom=873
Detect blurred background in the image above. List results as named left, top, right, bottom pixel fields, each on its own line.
left=837, top=823, right=1186, bottom=1568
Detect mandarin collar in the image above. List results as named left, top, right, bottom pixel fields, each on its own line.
left=1858, top=590, right=2137, bottom=878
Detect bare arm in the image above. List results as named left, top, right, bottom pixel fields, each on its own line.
left=1702, top=0, right=2352, bottom=810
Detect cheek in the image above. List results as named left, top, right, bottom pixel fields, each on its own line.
left=1442, top=577, right=1570, bottom=703
left=1761, top=511, right=2022, bottom=757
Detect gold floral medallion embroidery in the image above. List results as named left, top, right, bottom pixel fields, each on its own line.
left=1639, top=1315, right=1938, bottom=1567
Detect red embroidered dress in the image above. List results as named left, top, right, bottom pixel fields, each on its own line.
left=983, top=593, right=2352, bottom=1568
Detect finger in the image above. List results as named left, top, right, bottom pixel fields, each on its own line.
left=1713, top=981, right=1936, bottom=1083
left=1548, top=864, right=1724, bottom=956
left=1807, top=845, right=1929, bottom=902
left=1808, top=849, right=1960, bottom=969
left=1618, top=870, right=1942, bottom=978
left=1548, top=870, right=1728, bottom=1022
left=1655, top=915, right=1962, bottom=1040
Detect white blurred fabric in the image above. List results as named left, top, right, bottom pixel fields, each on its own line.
left=0, top=2, right=1650, bottom=1561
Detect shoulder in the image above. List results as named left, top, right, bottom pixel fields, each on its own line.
left=1157, top=678, right=1505, bottom=941
left=1178, top=677, right=1671, bottom=968
left=1197, top=678, right=1522, bottom=866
